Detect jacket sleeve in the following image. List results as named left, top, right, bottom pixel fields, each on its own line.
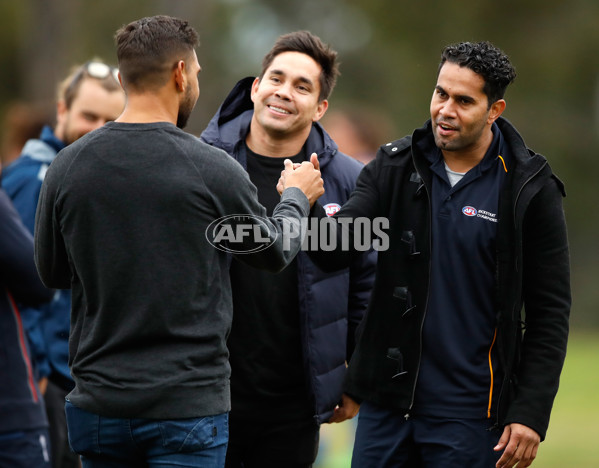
left=0, top=189, right=53, bottom=379
left=346, top=248, right=376, bottom=360
left=307, top=157, right=382, bottom=272
left=0, top=189, right=53, bottom=305
left=203, top=153, right=311, bottom=273
left=4, top=169, right=44, bottom=236
left=503, top=176, right=571, bottom=440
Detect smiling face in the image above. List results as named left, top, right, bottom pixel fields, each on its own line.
left=56, top=78, right=125, bottom=145
left=430, top=62, right=505, bottom=163
left=248, top=51, right=328, bottom=154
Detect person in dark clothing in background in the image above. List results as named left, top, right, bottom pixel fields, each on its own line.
left=1, top=58, right=124, bottom=468
left=201, top=30, right=376, bottom=468
left=0, top=188, right=53, bottom=467
left=282, top=41, right=570, bottom=468
left=34, top=15, right=324, bottom=468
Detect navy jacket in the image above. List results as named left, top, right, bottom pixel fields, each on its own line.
left=0, top=188, right=52, bottom=433
left=1, top=127, right=72, bottom=390
left=311, top=118, right=570, bottom=440
left=201, top=77, right=376, bottom=423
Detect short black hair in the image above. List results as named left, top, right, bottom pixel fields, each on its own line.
left=439, top=41, right=516, bottom=107
left=260, top=31, right=339, bottom=101
left=115, top=15, right=199, bottom=92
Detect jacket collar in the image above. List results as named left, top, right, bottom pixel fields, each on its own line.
left=19, top=126, right=65, bottom=163
left=40, top=126, right=66, bottom=153
left=495, top=117, right=561, bottom=194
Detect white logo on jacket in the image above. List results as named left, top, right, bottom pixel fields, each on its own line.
left=323, top=203, right=341, bottom=216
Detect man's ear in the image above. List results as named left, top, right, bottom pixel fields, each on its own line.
left=250, top=77, right=260, bottom=104
left=312, top=99, right=329, bottom=122
left=56, top=99, right=67, bottom=119
left=55, top=99, right=67, bottom=127
left=488, top=99, right=506, bottom=125
left=174, top=60, right=186, bottom=92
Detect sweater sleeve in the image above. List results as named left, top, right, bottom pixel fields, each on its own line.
left=203, top=151, right=311, bottom=273
left=34, top=158, right=71, bottom=290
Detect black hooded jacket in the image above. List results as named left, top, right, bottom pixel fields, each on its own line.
left=310, top=117, right=570, bottom=440
left=201, top=77, right=376, bottom=424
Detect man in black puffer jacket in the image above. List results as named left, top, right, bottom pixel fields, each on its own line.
left=202, top=31, right=375, bottom=468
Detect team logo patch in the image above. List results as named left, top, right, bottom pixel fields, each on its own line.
left=324, top=203, right=342, bottom=217
left=461, top=206, right=499, bottom=223
left=462, top=206, right=478, bottom=217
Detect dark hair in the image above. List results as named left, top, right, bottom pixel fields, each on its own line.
left=260, top=31, right=339, bottom=101
left=439, top=41, right=516, bottom=107
left=115, top=15, right=199, bottom=92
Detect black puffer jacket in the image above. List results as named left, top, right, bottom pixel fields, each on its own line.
left=201, top=77, right=376, bottom=424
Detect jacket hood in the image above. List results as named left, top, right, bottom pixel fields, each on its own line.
left=19, top=125, right=65, bottom=164
left=201, top=77, right=339, bottom=169
left=496, top=117, right=565, bottom=196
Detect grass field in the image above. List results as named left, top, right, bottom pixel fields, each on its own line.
left=315, top=331, right=599, bottom=467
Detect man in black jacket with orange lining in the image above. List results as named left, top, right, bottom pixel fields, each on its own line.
left=293, top=41, right=570, bottom=468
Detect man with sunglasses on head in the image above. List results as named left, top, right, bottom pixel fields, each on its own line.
left=1, top=59, right=125, bottom=468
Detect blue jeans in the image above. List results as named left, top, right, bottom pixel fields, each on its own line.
left=65, top=400, right=228, bottom=468
left=352, top=401, right=502, bottom=468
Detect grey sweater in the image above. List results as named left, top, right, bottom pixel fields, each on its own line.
left=34, top=121, right=310, bottom=419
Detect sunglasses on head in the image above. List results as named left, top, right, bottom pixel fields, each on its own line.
left=81, top=61, right=119, bottom=82
left=63, top=61, right=120, bottom=106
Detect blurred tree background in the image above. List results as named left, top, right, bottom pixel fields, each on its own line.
left=1, top=0, right=597, bottom=328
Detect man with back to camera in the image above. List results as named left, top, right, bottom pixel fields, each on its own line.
left=34, top=15, right=324, bottom=468
left=283, top=41, right=570, bottom=468
left=201, top=30, right=376, bottom=468
left=1, top=59, right=125, bottom=468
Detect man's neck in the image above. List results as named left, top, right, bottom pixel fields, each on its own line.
left=116, top=92, right=177, bottom=125
left=246, top=117, right=310, bottom=158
